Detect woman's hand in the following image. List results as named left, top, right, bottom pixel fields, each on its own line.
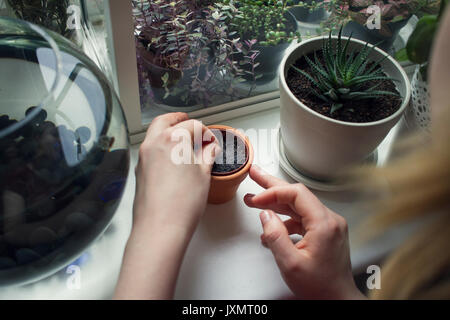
left=244, top=165, right=365, bottom=300
left=114, top=113, right=219, bottom=300
left=133, top=112, right=219, bottom=234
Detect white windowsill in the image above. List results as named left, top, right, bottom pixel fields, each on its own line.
left=0, top=105, right=419, bottom=299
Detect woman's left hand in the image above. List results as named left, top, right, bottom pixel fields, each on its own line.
left=114, top=113, right=220, bottom=300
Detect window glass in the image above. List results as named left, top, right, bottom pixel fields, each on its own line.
left=132, top=0, right=305, bottom=119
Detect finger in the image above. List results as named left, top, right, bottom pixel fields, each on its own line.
left=244, top=193, right=296, bottom=217
left=249, top=165, right=289, bottom=189
left=172, top=120, right=219, bottom=170
left=201, top=140, right=221, bottom=173
left=284, top=219, right=306, bottom=236
left=172, top=120, right=210, bottom=148
left=252, top=185, right=326, bottom=229
left=260, top=234, right=269, bottom=248
left=147, top=113, right=189, bottom=138
left=261, top=219, right=304, bottom=248
left=259, top=210, right=300, bottom=272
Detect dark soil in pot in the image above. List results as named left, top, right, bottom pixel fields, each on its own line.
left=210, top=129, right=249, bottom=176
left=286, top=52, right=403, bottom=123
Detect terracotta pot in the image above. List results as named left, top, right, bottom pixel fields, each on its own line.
left=207, top=125, right=254, bottom=205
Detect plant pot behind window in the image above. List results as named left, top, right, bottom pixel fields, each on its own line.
left=230, top=10, right=299, bottom=84
left=289, top=0, right=327, bottom=23
left=342, top=18, right=410, bottom=53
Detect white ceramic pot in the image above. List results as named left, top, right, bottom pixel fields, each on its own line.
left=279, top=36, right=411, bottom=181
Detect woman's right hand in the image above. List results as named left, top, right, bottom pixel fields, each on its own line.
left=244, top=165, right=365, bottom=300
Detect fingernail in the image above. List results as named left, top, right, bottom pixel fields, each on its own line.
left=245, top=193, right=255, bottom=199
left=260, top=210, right=271, bottom=225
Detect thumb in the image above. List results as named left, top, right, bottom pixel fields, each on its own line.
left=259, top=210, right=299, bottom=272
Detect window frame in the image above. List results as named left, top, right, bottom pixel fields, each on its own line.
left=105, top=0, right=282, bottom=144
left=104, top=1, right=419, bottom=144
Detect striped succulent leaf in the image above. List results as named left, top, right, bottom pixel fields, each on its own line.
left=291, top=26, right=400, bottom=114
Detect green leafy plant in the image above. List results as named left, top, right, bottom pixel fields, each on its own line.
left=133, top=0, right=260, bottom=106
left=311, top=0, right=440, bottom=35
left=395, top=0, right=447, bottom=80
left=221, top=0, right=300, bottom=46
left=291, top=27, right=399, bottom=114
left=5, top=0, right=71, bottom=37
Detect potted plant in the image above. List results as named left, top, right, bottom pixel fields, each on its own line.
left=317, top=0, right=434, bottom=52
left=133, top=0, right=254, bottom=107
left=289, top=0, right=328, bottom=23
left=223, top=0, right=301, bottom=83
left=207, top=125, right=254, bottom=204
left=4, top=0, right=73, bottom=39
left=133, top=0, right=207, bottom=107
left=279, top=28, right=411, bottom=181
left=396, top=0, right=447, bottom=131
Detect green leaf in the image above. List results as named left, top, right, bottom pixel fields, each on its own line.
left=365, top=54, right=390, bottom=74
left=346, top=75, right=396, bottom=87
left=309, top=88, right=330, bottom=103
left=161, top=72, right=170, bottom=84
left=395, top=48, right=409, bottom=62
left=330, top=103, right=343, bottom=114
left=337, top=27, right=343, bottom=66
left=406, top=15, right=438, bottom=64
left=347, top=42, right=369, bottom=79
left=305, top=54, right=329, bottom=82
left=291, top=65, right=324, bottom=91
left=338, top=88, right=350, bottom=94
left=346, top=90, right=399, bottom=100
left=325, top=88, right=339, bottom=101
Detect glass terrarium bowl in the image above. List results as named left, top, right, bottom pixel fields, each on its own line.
left=0, top=17, right=130, bottom=286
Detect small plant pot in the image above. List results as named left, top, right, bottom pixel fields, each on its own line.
left=342, top=18, right=410, bottom=52
left=137, top=46, right=202, bottom=107
left=279, top=36, right=411, bottom=181
left=235, top=11, right=298, bottom=84
left=207, top=125, right=254, bottom=205
left=289, top=0, right=327, bottom=24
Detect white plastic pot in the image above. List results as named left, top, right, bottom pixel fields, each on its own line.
left=279, top=36, right=411, bottom=181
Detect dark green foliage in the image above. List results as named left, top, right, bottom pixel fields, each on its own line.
left=221, top=0, right=300, bottom=46
left=6, top=0, right=71, bottom=37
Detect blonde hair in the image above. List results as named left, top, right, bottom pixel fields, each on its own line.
left=360, top=105, right=450, bottom=299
